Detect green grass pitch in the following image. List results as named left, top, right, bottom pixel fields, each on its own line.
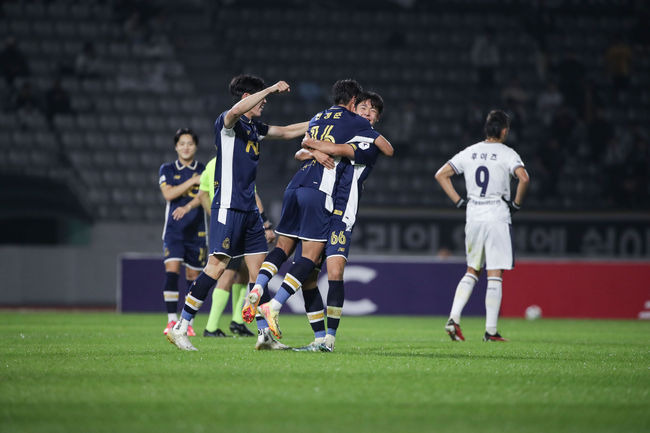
left=1, top=312, right=648, bottom=433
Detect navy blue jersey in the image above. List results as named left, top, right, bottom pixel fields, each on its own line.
left=212, top=111, right=269, bottom=211
left=287, top=106, right=379, bottom=210
left=159, top=160, right=206, bottom=241
left=333, top=137, right=382, bottom=230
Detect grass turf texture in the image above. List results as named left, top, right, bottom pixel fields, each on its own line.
left=1, top=313, right=648, bottom=433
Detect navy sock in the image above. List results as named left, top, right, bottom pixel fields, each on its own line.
left=255, top=247, right=288, bottom=289
left=163, top=271, right=179, bottom=313
left=326, top=280, right=344, bottom=336
left=303, top=287, right=326, bottom=338
left=256, top=283, right=272, bottom=329
left=181, top=272, right=217, bottom=319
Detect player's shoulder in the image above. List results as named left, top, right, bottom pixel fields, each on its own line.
left=160, top=161, right=175, bottom=171
left=214, top=110, right=230, bottom=128
left=205, top=157, right=216, bottom=170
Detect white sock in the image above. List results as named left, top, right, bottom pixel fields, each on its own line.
left=270, top=299, right=282, bottom=311
left=175, top=318, right=190, bottom=333
left=167, top=313, right=178, bottom=322
left=189, top=318, right=194, bottom=326
left=485, top=277, right=503, bottom=335
left=449, top=273, right=478, bottom=323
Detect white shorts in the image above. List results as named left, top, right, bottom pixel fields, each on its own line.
left=465, top=221, right=514, bottom=271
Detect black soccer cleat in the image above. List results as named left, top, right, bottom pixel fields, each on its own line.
left=229, top=321, right=255, bottom=337
left=203, top=328, right=227, bottom=338
left=483, top=331, right=508, bottom=342
left=445, top=318, right=465, bottom=341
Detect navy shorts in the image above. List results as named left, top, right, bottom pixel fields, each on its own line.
left=325, top=216, right=351, bottom=261
left=275, top=187, right=331, bottom=242
left=209, top=208, right=267, bottom=258
left=163, top=237, right=207, bottom=270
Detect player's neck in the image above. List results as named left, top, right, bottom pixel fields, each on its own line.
left=484, top=138, right=502, bottom=143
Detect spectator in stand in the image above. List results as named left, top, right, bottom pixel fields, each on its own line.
left=604, top=35, right=633, bottom=95
left=0, top=36, right=29, bottom=85
left=536, top=81, right=563, bottom=126
left=45, top=78, right=73, bottom=123
left=75, top=42, right=101, bottom=79
left=470, top=29, right=500, bottom=88
left=586, top=109, right=614, bottom=161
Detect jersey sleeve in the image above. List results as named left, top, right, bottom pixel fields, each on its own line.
left=351, top=140, right=381, bottom=166
left=448, top=149, right=466, bottom=175
left=508, top=150, right=525, bottom=176
left=158, top=164, right=171, bottom=186
left=254, top=121, right=269, bottom=140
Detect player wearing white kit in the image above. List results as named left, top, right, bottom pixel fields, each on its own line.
left=435, top=110, right=530, bottom=342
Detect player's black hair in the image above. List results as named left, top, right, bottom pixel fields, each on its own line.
left=174, top=128, right=198, bottom=146
left=356, top=91, right=384, bottom=117
left=484, top=110, right=510, bottom=139
left=229, top=74, right=266, bottom=99
left=331, top=79, right=363, bottom=105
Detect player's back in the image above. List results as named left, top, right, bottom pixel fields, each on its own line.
left=289, top=106, right=376, bottom=197
left=449, top=141, right=524, bottom=223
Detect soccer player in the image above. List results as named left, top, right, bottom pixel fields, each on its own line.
left=159, top=128, right=206, bottom=337
left=191, top=155, right=275, bottom=337
left=244, top=81, right=391, bottom=341
left=434, top=109, right=530, bottom=342
left=294, top=91, right=393, bottom=351
left=166, top=75, right=309, bottom=351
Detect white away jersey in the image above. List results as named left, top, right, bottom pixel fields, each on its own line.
left=448, top=141, right=524, bottom=223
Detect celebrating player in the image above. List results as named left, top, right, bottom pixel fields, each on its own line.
left=159, top=128, right=206, bottom=337
left=243, top=80, right=392, bottom=342
left=434, top=109, right=530, bottom=342
left=195, top=156, right=274, bottom=337
left=294, top=91, right=393, bottom=351
left=166, top=75, right=308, bottom=351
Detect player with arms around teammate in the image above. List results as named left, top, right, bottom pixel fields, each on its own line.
left=435, top=110, right=529, bottom=342
left=166, top=75, right=308, bottom=351
left=159, top=128, right=206, bottom=337
left=295, top=91, right=393, bottom=351
left=243, top=81, right=390, bottom=342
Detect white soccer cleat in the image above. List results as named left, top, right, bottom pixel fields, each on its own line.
left=324, top=334, right=336, bottom=352
left=293, top=339, right=332, bottom=352
left=166, top=326, right=198, bottom=351
left=255, top=328, right=290, bottom=351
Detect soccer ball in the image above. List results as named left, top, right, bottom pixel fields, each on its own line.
left=525, top=305, right=542, bottom=320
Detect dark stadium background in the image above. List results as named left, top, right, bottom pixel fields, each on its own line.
left=0, top=0, right=648, bottom=310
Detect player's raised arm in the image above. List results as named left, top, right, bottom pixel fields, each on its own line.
left=266, top=121, right=309, bottom=140
left=295, top=147, right=335, bottom=169
left=435, top=163, right=465, bottom=208
left=224, top=81, right=291, bottom=129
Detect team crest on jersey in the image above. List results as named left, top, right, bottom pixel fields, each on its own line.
left=174, top=175, right=181, bottom=179
left=222, top=237, right=230, bottom=250
left=164, top=248, right=170, bottom=257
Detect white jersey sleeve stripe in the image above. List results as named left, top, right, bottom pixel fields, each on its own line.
left=448, top=160, right=461, bottom=174
left=342, top=165, right=366, bottom=230
left=219, top=127, right=236, bottom=209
